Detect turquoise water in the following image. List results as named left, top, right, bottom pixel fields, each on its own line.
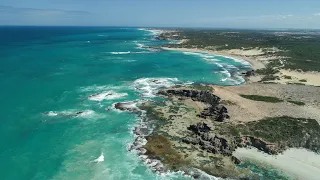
left=0, top=27, right=252, bottom=180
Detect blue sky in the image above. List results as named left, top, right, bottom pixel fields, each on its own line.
left=1, top=0, right=320, bottom=29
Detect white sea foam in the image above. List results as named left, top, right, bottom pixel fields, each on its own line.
left=182, top=51, right=201, bottom=56
left=134, top=41, right=145, bottom=49
left=138, top=28, right=164, bottom=36
left=79, top=85, right=112, bottom=92
left=79, top=85, right=125, bottom=95
left=182, top=50, right=247, bottom=85
left=216, top=54, right=251, bottom=66
left=46, top=111, right=58, bottom=116
left=110, top=51, right=131, bottom=55
left=214, top=63, right=224, bottom=68
left=76, top=110, right=95, bottom=117
left=43, top=109, right=96, bottom=118
left=124, top=60, right=137, bottom=62
left=93, top=152, right=104, bottom=163
left=182, top=50, right=251, bottom=68
left=88, top=91, right=127, bottom=101
left=107, top=51, right=151, bottom=55
left=133, top=78, right=179, bottom=97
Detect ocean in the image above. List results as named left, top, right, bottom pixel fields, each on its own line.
left=0, top=26, right=255, bottom=180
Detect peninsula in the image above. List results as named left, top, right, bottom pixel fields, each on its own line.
left=117, top=29, right=320, bottom=179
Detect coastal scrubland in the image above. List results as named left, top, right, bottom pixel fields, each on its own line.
left=161, top=29, right=320, bottom=85
left=118, top=29, right=320, bottom=179
left=138, top=85, right=320, bottom=179
left=162, top=29, right=320, bottom=72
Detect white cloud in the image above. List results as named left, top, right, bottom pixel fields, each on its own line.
left=314, top=13, right=320, bottom=16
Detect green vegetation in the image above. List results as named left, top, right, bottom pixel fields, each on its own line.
left=189, top=85, right=214, bottom=91
left=240, top=94, right=283, bottom=103
left=144, top=135, right=187, bottom=169
left=287, top=100, right=305, bottom=106
left=139, top=103, right=167, bottom=121
left=237, top=116, right=320, bottom=153
left=221, top=100, right=237, bottom=106
left=256, top=67, right=279, bottom=75
left=283, top=75, right=292, bottom=79
left=299, top=79, right=307, bottom=82
left=288, top=82, right=305, bottom=85
left=260, top=74, right=280, bottom=81
left=163, top=29, right=320, bottom=72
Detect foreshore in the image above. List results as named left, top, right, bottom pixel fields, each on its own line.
left=233, top=148, right=320, bottom=180
left=162, top=47, right=320, bottom=86
left=161, top=47, right=266, bottom=70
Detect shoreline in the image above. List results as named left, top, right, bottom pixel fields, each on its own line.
left=128, top=30, right=320, bottom=179
left=162, top=47, right=320, bottom=86
left=162, top=47, right=266, bottom=70
left=233, top=147, right=320, bottom=180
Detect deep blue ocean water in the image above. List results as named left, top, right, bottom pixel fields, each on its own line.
left=0, top=26, right=286, bottom=180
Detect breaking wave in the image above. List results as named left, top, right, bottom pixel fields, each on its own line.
left=133, top=78, right=179, bottom=97
left=88, top=91, right=128, bottom=101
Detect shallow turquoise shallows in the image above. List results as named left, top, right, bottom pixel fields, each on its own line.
left=0, top=27, right=265, bottom=180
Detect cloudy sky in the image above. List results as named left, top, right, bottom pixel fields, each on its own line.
left=0, top=0, right=320, bottom=29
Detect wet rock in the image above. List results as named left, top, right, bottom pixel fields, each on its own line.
left=114, top=101, right=139, bottom=113
left=75, top=111, right=83, bottom=115
left=133, top=127, right=150, bottom=136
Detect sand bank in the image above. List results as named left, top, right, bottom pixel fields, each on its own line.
left=233, top=148, right=320, bottom=180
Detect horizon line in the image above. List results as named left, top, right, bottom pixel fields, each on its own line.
left=0, top=25, right=320, bottom=31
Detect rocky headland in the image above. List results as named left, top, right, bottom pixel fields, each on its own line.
left=114, top=84, right=320, bottom=179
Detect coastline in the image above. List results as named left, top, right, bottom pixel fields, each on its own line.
left=159, top=41, right=320, bottom=178
left=122, top=29, right=320, bottom=179
left=161, top=47, right=266, bottom=70
left=233, top=147, right=320, bottom=180
left=162, top=47, right=320, bottom=86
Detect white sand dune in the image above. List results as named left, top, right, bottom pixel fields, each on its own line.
left=233, top=148, right=320, bottom=180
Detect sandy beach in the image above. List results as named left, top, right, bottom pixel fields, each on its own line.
left=162, top=47, right=266, bottom=70
left=163, top=47, right=320, bottom=86
left=234, top=147, right=320, bottom=180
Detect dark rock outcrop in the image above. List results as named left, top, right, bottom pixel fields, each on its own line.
left=184, top=123, right=236, bottom=156
left=159, top=89, right=220, bottom=105
left=236, top=136, right=280, bottom=155
left=242, top=70, right=255, bottom=77
left=159, top=89, right=230, bottom=122
left=114, top=101, right=140, bottom=113
left=188, top=122, right=211, bottom=134
left=199, top=104, right=230, bottom=122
